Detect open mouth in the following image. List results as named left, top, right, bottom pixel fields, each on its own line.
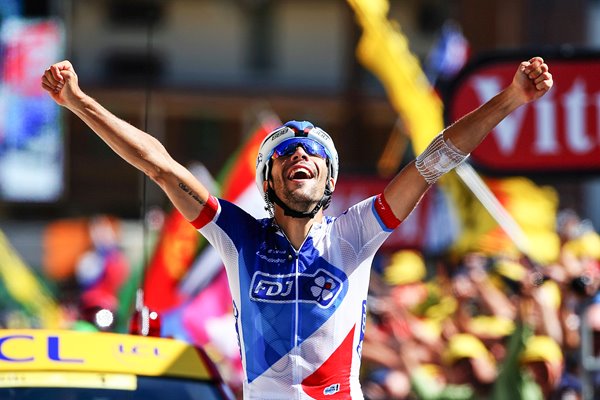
left=287, top=166, right=314, bottom=180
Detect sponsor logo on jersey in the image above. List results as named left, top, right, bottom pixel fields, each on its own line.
left=323, top=383, right=340, bottom=395
left=249, top=268, right=343, bottom=308
left=255, top=248, right=288, bottom=264
left=356, top=300, right=367, bottom=357
left=233, top=301, right=242, bottom=360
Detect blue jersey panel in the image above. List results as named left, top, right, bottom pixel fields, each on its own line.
left=214, top=201, right=349, bottom=382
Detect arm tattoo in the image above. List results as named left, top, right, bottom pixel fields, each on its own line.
left=178, top=182, right=205, bottom=205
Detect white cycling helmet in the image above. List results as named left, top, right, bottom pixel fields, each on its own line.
left=255, top=120, right=339, bottom=199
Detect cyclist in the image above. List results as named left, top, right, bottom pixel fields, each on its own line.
left=42, top=57, right=552, bottom=399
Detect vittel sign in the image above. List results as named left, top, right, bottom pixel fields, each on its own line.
left=447, top=52, right=600, bottom=173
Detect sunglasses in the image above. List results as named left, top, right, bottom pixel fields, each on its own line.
left=271, top=138, right=329, bottom=160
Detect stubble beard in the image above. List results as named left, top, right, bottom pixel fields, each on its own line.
left=272, top=178, right=323, bottom=213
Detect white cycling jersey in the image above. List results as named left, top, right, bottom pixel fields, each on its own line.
left=193, top=193, right=401, bottom=399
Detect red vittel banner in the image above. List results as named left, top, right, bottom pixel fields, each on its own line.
left=447, top=55, right=600, bottom=173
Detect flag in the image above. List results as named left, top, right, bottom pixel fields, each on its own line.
left=0, top=229, right=61, bottom=328
left=346, top=0, right=444, bottom=155
left=126, top=163, right=219, bottom=321
left=346, top=0, right=459, bottom=254
left=446, top=176, right=560, bottom=264
left=142, top=208, right=202, bottom=312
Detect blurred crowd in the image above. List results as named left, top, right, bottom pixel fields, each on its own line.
left=361, top=208, right=600, bottom=400
left=0, top=215, right=133, bottom=333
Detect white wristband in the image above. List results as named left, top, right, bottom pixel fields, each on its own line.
left=415, top=133, right=469, bottom=184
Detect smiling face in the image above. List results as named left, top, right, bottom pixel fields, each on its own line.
left=266, top=145, right=334, bottom=214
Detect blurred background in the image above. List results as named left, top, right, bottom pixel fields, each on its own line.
left=1, top=0, right=600, bottom=398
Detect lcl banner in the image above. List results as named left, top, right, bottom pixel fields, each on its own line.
left=445, top=51, right=600, bottom=174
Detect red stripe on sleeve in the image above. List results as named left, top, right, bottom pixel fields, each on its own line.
left=374, top=193, right=401, bottom=230
left=190, top=195, right=218, bottom=229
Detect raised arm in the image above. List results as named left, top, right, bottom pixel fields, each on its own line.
left=41, top=60, right=209, bottom=222
left=383, top=57, right=553, bottom=221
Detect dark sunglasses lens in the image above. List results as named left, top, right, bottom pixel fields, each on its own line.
left=274, top=139, right=327, bottom=158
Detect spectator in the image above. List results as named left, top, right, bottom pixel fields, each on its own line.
left=443, top=333, right=496, bottom=390
left=520, top=335, right=566, bottom=398
left=74, top=216, right=130, bottom=331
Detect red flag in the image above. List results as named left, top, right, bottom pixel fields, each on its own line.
left=143, top=210, right=201, bottom=311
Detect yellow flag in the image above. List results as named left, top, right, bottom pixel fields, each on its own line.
left=0, top=229, right=61, bottom=328
left=347, top=0, right=444, bottom=153
left=445, top=176, right=560, bottom=264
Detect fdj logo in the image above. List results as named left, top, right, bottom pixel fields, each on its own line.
left=250, top=269, right=343, bottom=308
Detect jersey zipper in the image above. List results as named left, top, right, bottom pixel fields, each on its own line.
left=292, top=248, right=300, bottom=397
left=277, top=225, right=313, bottom=397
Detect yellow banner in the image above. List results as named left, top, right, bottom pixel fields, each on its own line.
left=0, top=330, right=211, bottom=380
